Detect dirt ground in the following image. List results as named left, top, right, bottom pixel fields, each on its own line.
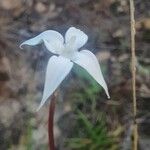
left=0, top=0, right=149, bottom=150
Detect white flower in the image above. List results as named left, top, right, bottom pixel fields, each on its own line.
left=20, top=27, right=110, bottom=110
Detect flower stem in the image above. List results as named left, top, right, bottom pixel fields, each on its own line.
left=129, top=0, right=138, bottom=149
left=48, top=93, right=56, bottom=150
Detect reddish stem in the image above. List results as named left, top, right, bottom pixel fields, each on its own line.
left=48, top=94, right=56, bottom=150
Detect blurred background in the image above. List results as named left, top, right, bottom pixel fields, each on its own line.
left=0, top=0, right=149, bottom=149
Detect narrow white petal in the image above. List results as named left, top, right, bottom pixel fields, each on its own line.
left=20, top=34, right=42, bottom=48
left=65, top=27, right=88, bottom=50
left=73, top=50, right=110, bottom=98
left=20, top=30, right=64, bottom=54
left=37, top=56, right=73, bottom=110
left=43, top=39, right=64, bottom=54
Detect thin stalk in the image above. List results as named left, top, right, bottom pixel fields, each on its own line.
left=129, top=0, right=138, bottom=150
left=48, top=94, right=56, bottom=150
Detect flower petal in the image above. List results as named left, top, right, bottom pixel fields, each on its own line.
left=37, top=56, right=73, bottom=110
left=20, top=30, right=64, bottom=54
left=65, top=27, right=88, bottom=50
left=72, top=50, right=110, bottom=98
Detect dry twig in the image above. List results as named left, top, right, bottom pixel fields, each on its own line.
left=129, top=0, right=138, bottom=150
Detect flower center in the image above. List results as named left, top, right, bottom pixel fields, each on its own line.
left=59, top=36, right=77, bottom=60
